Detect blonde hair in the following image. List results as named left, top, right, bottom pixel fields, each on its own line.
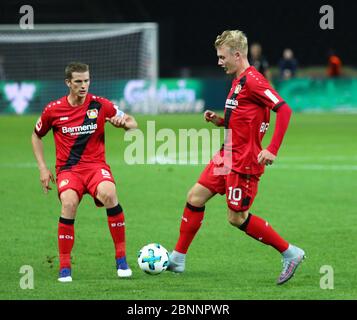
left=214, top=30, right=248, bottom=56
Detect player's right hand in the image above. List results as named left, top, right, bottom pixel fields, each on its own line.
left=204, top=110, right=223, bottom=126
left=39, top=167, right=55, bottom=194
left=204, top=110, right=216, bottom=122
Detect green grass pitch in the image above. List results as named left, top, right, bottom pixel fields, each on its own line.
left=0, top=112, right=356, bottom=300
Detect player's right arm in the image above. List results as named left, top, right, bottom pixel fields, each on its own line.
left=204, top=110, right=225, bottom=127
left=31, top=107, right=55, bottom=194
left=31, top=132, right=55, bottom=193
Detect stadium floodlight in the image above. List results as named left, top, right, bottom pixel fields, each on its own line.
left=0, top=23, right=158, bottom=113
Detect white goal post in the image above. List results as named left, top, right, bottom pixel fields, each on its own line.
left=0, top=23, right=158, bottom=113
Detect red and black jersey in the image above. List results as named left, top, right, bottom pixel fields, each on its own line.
left=223, top=66, right=286, bottom=175
left=34, top=93, right=124, bottom=174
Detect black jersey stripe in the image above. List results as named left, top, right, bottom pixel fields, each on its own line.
left=60, top=101, right=102, bottom=171
left=222, top=76, right=247, bottom=148
left=223, top=76, right=247, bottom=148
left=224, top=75, right=246, bottom=129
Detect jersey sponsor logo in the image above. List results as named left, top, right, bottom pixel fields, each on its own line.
left=225, top=98, right=238, bottom=109
left=264, top=89, right=280, bottom=104
left=62, top=123, right=97, bottom=135
left=35, top=117, right=42, bottom=131
left=87, top=109, right=98, bottom=119
left=59, top=179, right=69, bottom=188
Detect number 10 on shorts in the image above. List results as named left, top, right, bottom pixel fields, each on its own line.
left=228, top=187, right=242, bottom=202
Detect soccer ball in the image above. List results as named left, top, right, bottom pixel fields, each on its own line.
left=137, top=243, right=170, bottom=275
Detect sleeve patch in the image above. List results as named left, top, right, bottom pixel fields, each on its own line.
left=114, top=105, right=125, bottom=118
left=264, top=89, right=280, bottom=104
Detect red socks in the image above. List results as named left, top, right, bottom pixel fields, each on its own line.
left=240, top=213, right=289, bottom=252
left=58, top=204, right=127, bottom=271
left=58, top=218, right=75, bottom=269
left=175, top=203, right=205, bottom=254
left=107, top=204, right=126, bottom=259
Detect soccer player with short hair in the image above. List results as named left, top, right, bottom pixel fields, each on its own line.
left=168, top=30, right=305, bottom=285
left=31, top=62, right=137, bottom=282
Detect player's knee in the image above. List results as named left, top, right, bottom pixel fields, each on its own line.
left=96, top=189, right=117, bottom=207
left=228, top=209, right=249, bottom=228
left=60, top=191, right=79, bottom=217
left=187, top=188, right=206, bottom=208
left=61, top=199, right=78, bottom=217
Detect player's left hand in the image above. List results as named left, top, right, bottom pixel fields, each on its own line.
left=257, top=149, right=276, bottom=166
left=106, top=114, right=128, bottom=128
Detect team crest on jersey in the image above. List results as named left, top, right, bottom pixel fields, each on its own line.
left=59, top=179, right=69, bottom=188
left=234, top=84, right=242, bottom=94
left=35, top=117, right=42, bottom=131
left=87, top=109, right=98, bottom=119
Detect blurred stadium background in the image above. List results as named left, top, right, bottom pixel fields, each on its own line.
left=0, top=0, right=356, bottom=300
left=0, top=0, right=356, bottom=114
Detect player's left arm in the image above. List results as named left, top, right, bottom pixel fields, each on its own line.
left=258, top=103, right=292, bottom=165
left=251, top=79, right=292, bottom=165
left=104, top=100, right=138, bottom=130
left=106, top=113, right=138, bottom=130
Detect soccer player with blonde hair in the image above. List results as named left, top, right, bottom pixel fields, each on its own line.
left=168, top=30, right=305, bottom=285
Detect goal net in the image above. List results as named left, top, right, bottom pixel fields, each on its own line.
left=0, top=23, right=158, bottom=113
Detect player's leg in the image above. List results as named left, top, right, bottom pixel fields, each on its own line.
left=175, top=182, right=215, bottom=253
left=57, top=189, right=80, bottom=282
left=226, top=173, right=305, bottom=285
left=56, top=171, right=85, bottom=282
left=228, top=208, right=305, bottom=284
left=95, top=180, right=132, bottom=278
left=168, top=182, right=215, bottom=273
left=169, top=153, right=227, bottom=273
left=177, top=182, right=215, bottom=254
left=228, top=208, right=290, bottom=252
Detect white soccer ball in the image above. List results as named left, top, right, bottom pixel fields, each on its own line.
left=137, top=243, right=169, bottom=275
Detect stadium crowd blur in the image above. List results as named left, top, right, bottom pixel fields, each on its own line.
left=246, top=44, right=344, bottom=81
left=0, top=0, right=354, bottom=81
left=327, top=50, right=342, bottom=77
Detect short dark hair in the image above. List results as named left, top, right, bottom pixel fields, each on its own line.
left=65, top=62, right=89, bottom=79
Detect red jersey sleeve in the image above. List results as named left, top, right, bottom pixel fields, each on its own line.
left=266, top=103, right=292, bottom=155
left=249, top=77, right=286, bottom=112
left=100, top=97, right=125, bottom=118
left=34, top=104, right=53, bottom=137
